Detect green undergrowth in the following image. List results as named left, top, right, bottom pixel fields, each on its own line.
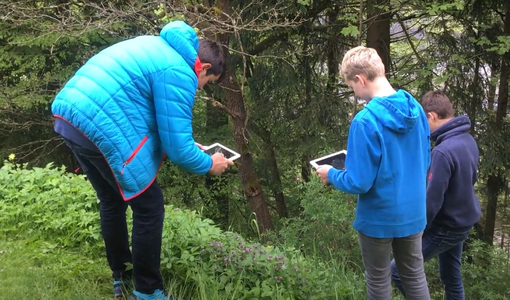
left=0, top=161, right=366, bottom=299
left=1, top=161, right=509, bottom=299
left=0, top=236, right=111, bottom=299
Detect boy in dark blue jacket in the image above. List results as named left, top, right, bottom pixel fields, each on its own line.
left=391, top=90, right=481, bottom=300
left=316, top=46, right=431, bottom=300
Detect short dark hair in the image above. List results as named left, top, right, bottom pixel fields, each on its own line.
left=198, top=38, right=226, bottom=83
left=420, top=90, right=454, bottom=119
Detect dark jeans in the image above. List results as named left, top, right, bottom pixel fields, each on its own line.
left=64, top=138, right=165, bottom=294
left=391, top=224, right=471, bottom=300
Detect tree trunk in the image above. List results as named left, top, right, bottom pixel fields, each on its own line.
left=484, top=8, right=510, bottom=244
left=326, top=6, right=339, bottom=93
left=221, top=73, right=274, bottom=233
left=209, top=0, right=274, bottom=233
left=269, top=145, right=288, bottom=218
left=251, top=124, right=288, bottom=218
left=495, top=10, right=510, bottom=128
left=485, top=175, right=504, bottom=244
left=469, top=53, right=480, bottom=134
left=300, top=36, right=313, bottom=182
left=366, top=0, right=391, bottom=75
left=487, top=65, right=497, bottom=112
left=205, top=98, right=230, bottom=229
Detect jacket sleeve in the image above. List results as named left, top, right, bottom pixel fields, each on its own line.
left=426, top=150, right=451, bottom=225
left=327, top=120, right=380, bottom=194
left=152, top=66, right=213, bottom=174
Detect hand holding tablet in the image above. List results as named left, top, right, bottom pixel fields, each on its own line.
left=201, top=142, right=241, bottom=175
left=310, top=150, right=347, bottom=169
left=203, top=143, right=241, bottom=160
left=311, top=150, right=347, bottom=185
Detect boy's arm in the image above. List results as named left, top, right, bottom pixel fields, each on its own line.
left=426, top=150, right=452, bottom=225
left=327, top=120, right=380, bottom=194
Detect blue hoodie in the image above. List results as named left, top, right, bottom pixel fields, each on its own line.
left=328, top=90, right=431, bottom=238
left=426, top=115, right=481, bottom=231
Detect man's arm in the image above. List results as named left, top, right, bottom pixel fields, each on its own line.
left=327, top=120, right=380, bottom=194
left=152, top=66, right=212, bottom=174
left=426, top=150, right=452, bottom=224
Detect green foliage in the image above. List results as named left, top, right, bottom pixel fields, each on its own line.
left=1, top=0, right=510, bottom=298
left=0, top=161, right=365, bottom=299
left=424, top=237, right=510, bottom=299
left=0, top=161, right=102, bottom=254
left=160, top=208, right=361, bottom=299
left=0, top=238, right=111, bottom=300
left=277, top=179, right=361, bottom=265
left=460, top=239, right=510, bottom=299
left=341, top=25, right=360, bottom=38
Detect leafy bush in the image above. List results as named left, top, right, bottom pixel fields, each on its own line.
left=0, top=161, right=103, bottom=254
left=424, top=236, right=510, bottom=300
left=2, top=160, right=509, bottom=299
left=276, top=179, right=361, bottom=265
left=0, top=160, right=364, bottom=299
left=160, top=208, right=355, bottom=299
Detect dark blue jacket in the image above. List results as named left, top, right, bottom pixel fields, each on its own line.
left=426, top=115, right=481, bottom=231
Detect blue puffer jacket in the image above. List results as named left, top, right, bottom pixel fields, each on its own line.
left=51, top=21, right=213, bottom=200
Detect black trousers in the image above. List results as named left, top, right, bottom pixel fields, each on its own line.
left=64, top=138, right=165, bottom=294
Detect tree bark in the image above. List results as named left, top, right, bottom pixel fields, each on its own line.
left=326, top=6, right=339, bottom=93
left=250, top=123, right=288, bottom=218
left=484, top=8, right=510, bottom=244
left=366, top=0, right=391, bottom=75
left=206, top=0, right=274, bottom=233
left=495, top=10, right=510, bottom=128
left=469, top=53, right=480, bottom=134
left=301, top=35, right=313, bottom=182
left=268, top=144, right=288, bottom=218
left=485, top=175, right=504, bottom=244
left=205, top=97, right=230, bottom=229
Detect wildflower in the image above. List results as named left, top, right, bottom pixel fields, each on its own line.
left=8, top=153, right=15, bottom=161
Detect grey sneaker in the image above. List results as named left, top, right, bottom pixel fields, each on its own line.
left=114, top=280, right=128, bottom=299
left=113, top=270, right=133, bottom=298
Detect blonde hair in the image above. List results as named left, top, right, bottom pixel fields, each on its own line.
left=340, top=46, right=385, bottom=82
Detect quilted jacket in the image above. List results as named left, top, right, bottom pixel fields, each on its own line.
left=51, top=21, right=213, bottom=200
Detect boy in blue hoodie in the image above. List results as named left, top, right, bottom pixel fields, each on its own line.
left=391, top=91, right=481, bottom=299
left=316, top=46, right=431, bottom=300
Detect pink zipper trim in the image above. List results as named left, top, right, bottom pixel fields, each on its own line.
left=121, top=136, right=148, bottom=174
left=53, top=115, right=165, bottom=201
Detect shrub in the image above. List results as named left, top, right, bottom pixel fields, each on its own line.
left=0, top=160, right=364, bottom=299
left=276, top=179, right=361, bottom=265
left=160, top=210, right=338, bottom=299
left=424, top=236, right=510, bottom=300
left=3, top=160, right=508, bottom=299
left=0, top=161, right=103, bottom=254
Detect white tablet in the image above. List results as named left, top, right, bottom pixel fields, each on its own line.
left=203, top=143, right=241, bottom=161
left=310, top=150, right=347, bottom=169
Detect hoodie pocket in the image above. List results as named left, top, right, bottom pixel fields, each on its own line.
left=121, top=136, right=148, bottom=174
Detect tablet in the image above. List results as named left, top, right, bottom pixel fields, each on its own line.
left=203, top=143, right=241, bottom=161
left=310, top=150, right=347, bottom=169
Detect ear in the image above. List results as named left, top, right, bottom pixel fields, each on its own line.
left=354, top=75, right=366, bottom=87
left=427, top=112, right=438, bottom=121
left=201, top=63, right=212, bottom=71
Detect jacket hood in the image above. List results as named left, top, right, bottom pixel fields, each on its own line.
left=431, top=115, right=471, bottom=145
left=364, top=90, right=420, bottom=133
left=160, top=21, right=199, bottom=69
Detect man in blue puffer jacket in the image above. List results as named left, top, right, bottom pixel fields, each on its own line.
left=51, top=21, right=233, bottom=300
